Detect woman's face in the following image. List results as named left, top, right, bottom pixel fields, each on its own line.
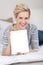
left=15, top=11, right=30, bottom=29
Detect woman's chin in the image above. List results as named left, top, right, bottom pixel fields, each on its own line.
left=20, top=26, right=26, bottom=29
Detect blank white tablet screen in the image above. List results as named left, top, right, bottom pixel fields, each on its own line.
left=10, top=29, right=29, bottom=54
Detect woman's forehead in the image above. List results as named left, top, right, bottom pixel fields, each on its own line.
left=17, top=11, right=29, bottom=17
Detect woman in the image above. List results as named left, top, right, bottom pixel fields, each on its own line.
left=2, top=4, right=39, bottom=56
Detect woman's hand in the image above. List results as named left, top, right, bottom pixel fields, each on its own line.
left=15, top=49, right=38, bottom=55
left=29, top=49, right=38, bottom=52
left=15, top=52, right=25, bottom=55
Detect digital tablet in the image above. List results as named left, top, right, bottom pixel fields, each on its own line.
left=10, top=29, right=29, bottom=55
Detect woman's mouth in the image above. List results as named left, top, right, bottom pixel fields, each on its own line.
left=20, top=23, right=27, bottom=27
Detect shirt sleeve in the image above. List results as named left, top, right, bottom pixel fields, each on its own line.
left=30, top=24, right=39, bottom=50
left=0, top=30, right=4, bottom=54
left=2, top=25, right=12, bottom=53
left=2, top=30, right=8, bottom=53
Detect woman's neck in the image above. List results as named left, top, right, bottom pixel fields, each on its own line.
left=13, top=24, right=20, bottom=30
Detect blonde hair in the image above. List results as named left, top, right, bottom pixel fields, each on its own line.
left=13, top=4, right=31, bottom=18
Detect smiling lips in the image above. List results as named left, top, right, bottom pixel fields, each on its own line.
left=20, top=23, right=27, bottom=27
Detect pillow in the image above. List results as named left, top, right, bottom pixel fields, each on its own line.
left=38, top=30, right=43, bottom=45
left=10, top=29, right=29, bottom=55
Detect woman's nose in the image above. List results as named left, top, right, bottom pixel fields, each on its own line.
left=22, top=19, right=25, bottom=23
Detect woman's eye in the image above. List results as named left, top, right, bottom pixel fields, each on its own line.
left=25, top=17, right=28, bottom=19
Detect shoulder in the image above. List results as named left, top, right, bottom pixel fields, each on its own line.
left=4, top=24, right=13, bottom=33
left=30, top=24, right=37, bottom=30
left=27, top=24, right=38, bottom=34
left=28, top=24, right=38, bottom=30
left=3, top=24, right=13, bottom=38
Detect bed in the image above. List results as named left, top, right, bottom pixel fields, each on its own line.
left=0, top=45, right=43, bottom=65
